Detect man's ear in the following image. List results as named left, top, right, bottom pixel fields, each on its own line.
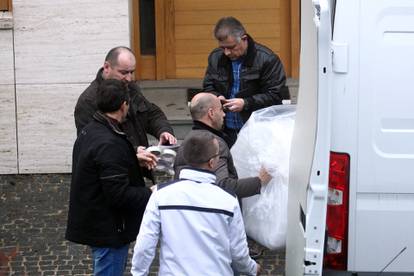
left=103, top=61, right=111, bottom=71
left=208, top=158, right=215, bottom=169
left=207, top=107, right=214, bottom=119
left=121, top=101, right=129, bottom=113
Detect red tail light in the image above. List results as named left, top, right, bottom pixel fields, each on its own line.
left=324, top=152, right=350, bottom=270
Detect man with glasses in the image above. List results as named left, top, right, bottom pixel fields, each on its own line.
left=131, top=132, right=262, bottom=276
left=203, top=17, right=290, bottom=147
left=174, top=92, right=271, bottom=199
left=75, top=46, right=177, bottom=181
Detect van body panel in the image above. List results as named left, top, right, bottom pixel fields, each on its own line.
left=340, top=0, right=414, bottom=272
left=287, top=0, right=414, bottom=274
left=353, top=194, right=414, bottom=271
left=357, top=0, right=414, bottom=194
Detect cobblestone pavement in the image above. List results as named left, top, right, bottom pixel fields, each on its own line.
left=0, top=174, right=285, bottom=275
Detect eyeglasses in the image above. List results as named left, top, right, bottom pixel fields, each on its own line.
left=208, top=153, right=220, bottom=161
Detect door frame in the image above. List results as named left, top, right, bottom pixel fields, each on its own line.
left=131, top=0, right=176, bottom=80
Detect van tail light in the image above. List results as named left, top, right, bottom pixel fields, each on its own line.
left=324, top=152, right=350, bottom=270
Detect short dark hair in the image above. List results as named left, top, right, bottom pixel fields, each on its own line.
left=182, top=132, right=218, bottom=166
left=214, top=16, right=246, bottom=41
left=104, top=46, right=134, bottom=66
left=96, top=79, right=130, bottom=113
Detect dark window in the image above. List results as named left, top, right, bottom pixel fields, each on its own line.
left=139, top=0, right=156, bottom=55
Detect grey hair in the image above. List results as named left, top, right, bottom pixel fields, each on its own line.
left=214, top=16, right=246, bottom=42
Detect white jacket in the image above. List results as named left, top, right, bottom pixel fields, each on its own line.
left=131, top=168, right=257, bottom=276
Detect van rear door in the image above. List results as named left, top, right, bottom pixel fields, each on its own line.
left=285, top=0, right=333, bottom=275
left=341, top=0, right=414, bottom=272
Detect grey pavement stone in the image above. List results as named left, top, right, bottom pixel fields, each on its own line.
left=0, top=174, right=285, bottom=275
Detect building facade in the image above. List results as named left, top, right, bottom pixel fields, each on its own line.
left=0, top=0, right=299, bottom=174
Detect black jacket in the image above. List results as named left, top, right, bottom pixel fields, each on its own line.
left=203, top=35, right=289, bottom=123
left=74, top=68, right=173, bottom=148
left=74, top=68, right=174, bottom=181
left=66, top=112, right=152, bottom=248
left=174, top=121, right=261, bottom=198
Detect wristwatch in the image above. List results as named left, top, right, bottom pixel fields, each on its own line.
left=243, top=99, right=249, bottom=111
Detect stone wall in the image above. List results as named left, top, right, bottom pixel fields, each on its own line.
left=0, top=0, right=131, bottom=174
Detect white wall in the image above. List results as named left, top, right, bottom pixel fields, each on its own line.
left=0, top=0, right=131, bottom=173
left=0, top=29, right=17, bottom=174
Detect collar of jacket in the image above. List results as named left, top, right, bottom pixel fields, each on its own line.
left=95, top=67, right=105, bottom=84
left=217, top=34, right=257, bottom=68
left=192, top=120, right=225, bottom=139
left=179, top=168, right=217, bottom=184
left=93, top=111, right=126, bottom=136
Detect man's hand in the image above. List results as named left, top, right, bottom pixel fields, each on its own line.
left=258, top=167, right=272, bottom=186
left=137, top=146, right=158, bottom=170
left=150, top=185, right=157, bottom=192
left=222, top=98, right=245, bottom=112
left=159, top=132, right=177, bottom=145
left=256, top=263, right=262, bottom=275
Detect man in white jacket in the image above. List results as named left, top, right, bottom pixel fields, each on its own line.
left=131, top=132, right=261, bottom=275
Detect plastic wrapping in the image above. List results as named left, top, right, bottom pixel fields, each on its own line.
left=231, top=105, right=295, bottom=249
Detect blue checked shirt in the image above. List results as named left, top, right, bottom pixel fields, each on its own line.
left=225, top=59, right=244, bottom=130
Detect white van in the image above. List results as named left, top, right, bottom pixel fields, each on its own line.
left=286, top=0, right=414, bottom=275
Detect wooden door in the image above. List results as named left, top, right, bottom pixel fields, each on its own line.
left=0, top=0, right=12, bottom=11
left=132, top=0, right=299, bottom=80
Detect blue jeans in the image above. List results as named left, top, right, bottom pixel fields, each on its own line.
left=91, top=244, right=129, bottom=276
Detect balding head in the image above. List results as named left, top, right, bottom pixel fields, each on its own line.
left=190, top=93, right=225, bottom=130
left=103, top=46, right=136, bottom=82
left=104, top=46, right=134, bottom=66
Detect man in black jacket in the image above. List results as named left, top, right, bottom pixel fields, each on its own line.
left=203, top=17, right=290, bottom=147
left=75, top=46, right=177, bottom=179
left=174, top=92, right=271, bottom=199
left=66, top=79, right=152, bottom=275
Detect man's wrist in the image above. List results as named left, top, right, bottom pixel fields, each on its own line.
left=243, top=99, right=249, bottom=110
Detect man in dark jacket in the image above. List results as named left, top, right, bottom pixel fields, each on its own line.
left=75, top=46, right=176, bottom=179
left=66, top=79, right=152, bottom=275
left=174, top=92, right=271, bottom=199
left=203, top=17, right=290, bottom=147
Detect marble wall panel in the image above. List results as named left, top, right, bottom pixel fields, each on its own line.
left=16, top=83, right=82, bottom=173
left=0, top=30, right=14, bottom=85
left=0, top=85, right=18, bottom=174
left=13, top=0, right=130, bottom=84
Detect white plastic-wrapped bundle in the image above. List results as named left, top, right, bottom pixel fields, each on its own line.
left=231, top=105, right=295, bottom=250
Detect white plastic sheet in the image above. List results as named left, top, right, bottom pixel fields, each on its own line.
left=231, top=105, right=295, bottom=249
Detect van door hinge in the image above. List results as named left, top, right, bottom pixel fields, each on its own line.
left=331, top=42, right=348, bottom=73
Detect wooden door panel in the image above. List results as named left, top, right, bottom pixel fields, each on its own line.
left=133, top=0, right=299, bottom=79
left=175, top=10, right=280, bottom=25
left=175, top=0, right=280, bottom=11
